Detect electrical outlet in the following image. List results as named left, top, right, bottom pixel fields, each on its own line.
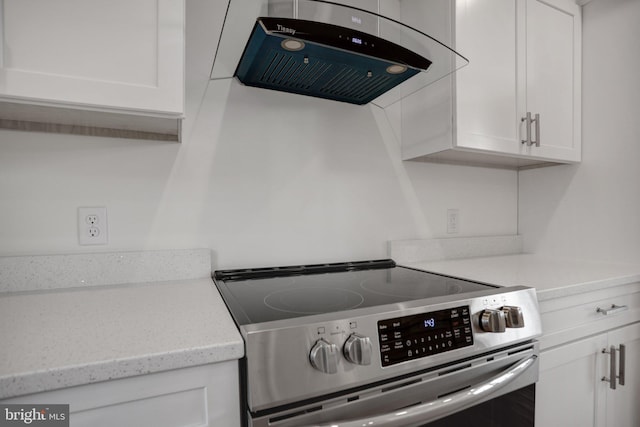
left=447, top=209, right=459, bottom=234
left=78, top=207, right=108, bottom=245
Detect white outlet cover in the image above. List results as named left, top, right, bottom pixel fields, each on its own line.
left=78, top=207, right=108, bottom=245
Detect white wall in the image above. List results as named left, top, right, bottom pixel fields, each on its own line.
left=519, top=0, right=640, bottom=264
left=0, top=0, right=518, bottom=270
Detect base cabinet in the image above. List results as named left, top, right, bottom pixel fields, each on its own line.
left=604, top=324, right=640, bottom=427
left=536, top=283, right=640, bottom=427
left=537, top=323, right=640, bottom=427
left=536, top=334, right=606, bottom=427
left=1, top=362, right=241, bottom=427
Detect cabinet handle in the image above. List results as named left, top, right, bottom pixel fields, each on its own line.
left=532, top=113, right=540, bottom=147
left=602, top=345, right=617, bottom=390
left=618, top=344, right=626, bottom=386
left=521, top=112, right=532, bottom=146
left=520, top=112, right=540, bottom=147
left=596, top=304, right=628, bottom=316
left=602, top=344, right=626, bottom=390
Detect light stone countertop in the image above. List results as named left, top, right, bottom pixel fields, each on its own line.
left=405, top=254, right=640, bottom=301
left=4, top=244, right=638, bottom=400
left=0, top=268, right=244, bottom=399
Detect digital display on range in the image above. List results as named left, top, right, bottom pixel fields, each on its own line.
left=377, top=306, right=473, bottom=367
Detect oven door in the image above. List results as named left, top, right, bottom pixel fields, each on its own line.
left=249, top=342, right=538, bottom=427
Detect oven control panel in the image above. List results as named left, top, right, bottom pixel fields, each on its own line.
left=377, top=306, right=473, bottom=367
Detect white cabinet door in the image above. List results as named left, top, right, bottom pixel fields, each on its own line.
left=523, top=0, right=581, bottom=162
left=536, top=334, right=607, bottom=427
left=605, top=323, right=640, bottom=427
left=454, top=0, right=522, bottom=156
left=1, top=362, right=241, bottom=427
left=0, top=0, right=184, bottom=116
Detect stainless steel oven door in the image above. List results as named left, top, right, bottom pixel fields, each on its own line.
left=249, top=342, right=538, bottom=427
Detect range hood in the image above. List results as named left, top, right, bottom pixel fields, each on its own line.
left=211, top=0, right=468, bottom=108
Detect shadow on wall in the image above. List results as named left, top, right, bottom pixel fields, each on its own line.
left=518, top=164, right=579, bottom=256
left=518, top=0, right=640, bottom=263
left=196, top=79, right=432, bottom=268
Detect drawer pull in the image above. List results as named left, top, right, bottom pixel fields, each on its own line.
left=596, top=304, right=628, bottom=316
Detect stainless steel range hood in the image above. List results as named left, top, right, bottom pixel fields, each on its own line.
left=211, top=0, right=468, bottom=107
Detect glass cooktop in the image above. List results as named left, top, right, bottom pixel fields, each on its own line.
left=214, top=259, right=496, bottom=325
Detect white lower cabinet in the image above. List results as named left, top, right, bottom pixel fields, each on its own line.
left=1, top=362, right=241, bottom=427
left=604, top=324, right=640, bottom=427
left=536, top=334, right=606, bottom=427
left=536, top=284, right=640, bottom=427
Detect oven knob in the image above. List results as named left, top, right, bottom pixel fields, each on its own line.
left=480, top=309, right=506, bottom=332
left=502, top=306, right=525, bottom=328
left=343, top=333, right=372, bottom=365
left=309, top=339, right=339, bottom=374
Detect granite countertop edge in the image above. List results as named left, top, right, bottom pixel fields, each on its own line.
left=0, top=277, right=244, bottom=400
left=0, top=341, right=244, bottom=400
left=532, top=272, right=640, bottom=301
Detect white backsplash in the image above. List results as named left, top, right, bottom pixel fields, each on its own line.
left=389, top=235, right=523, bottom=265
left=0, top=249, right=212, bottom=292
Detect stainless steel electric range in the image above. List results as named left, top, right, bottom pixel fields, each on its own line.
left=214, top=259, right=542, bottom=427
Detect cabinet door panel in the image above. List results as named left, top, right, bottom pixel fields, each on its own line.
left=3, top=0, right=156, bottom=85
left=535, top=334, right=607, bottom=427
left=1, top=362, right=241, bottom=427
left=455, top=0, right=522, bottom=155
left=606, top=323, right=640, bottom=427
left=0, top=0, right=184, bottom=115
left=525, top=0, right=581, bottom=161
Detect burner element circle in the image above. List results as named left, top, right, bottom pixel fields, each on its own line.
left=264, top=288, right=364, bottom=315
left=360, top=276, right=463, bottom=299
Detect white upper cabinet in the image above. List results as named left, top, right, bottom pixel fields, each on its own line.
left=399, top=0, right=581, bottom=168
left=0, top=0, right=185, bottom=141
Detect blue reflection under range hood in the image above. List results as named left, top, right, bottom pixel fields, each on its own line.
left=235, top=17, right=432, bottom=105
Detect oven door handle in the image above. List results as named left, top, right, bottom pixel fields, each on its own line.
left=313, top=355, right=537, bottom=427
